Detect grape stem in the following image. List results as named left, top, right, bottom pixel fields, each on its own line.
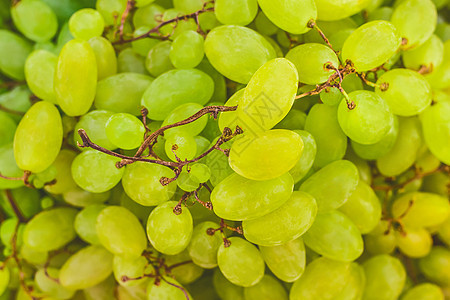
left=0, top=170, right=56, bottom=189
left=116, top=0, right=135, bottom=42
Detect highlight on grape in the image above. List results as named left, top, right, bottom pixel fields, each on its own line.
left=0, top=0, right=449, bottom=299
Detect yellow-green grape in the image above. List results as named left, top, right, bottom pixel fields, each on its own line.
left=146, top=201, right=193, bottom=255
left=145, top=41, right=175, bottom=77
left=244, top=275, right=288, bottom=300
left=334, top=263, right=365, bottom=300
left=229, top=129, right=303, bottom=181
left=11, top=0, right=58, bottom=42
left=243, top=191, right=317, bottom=246
left=74, top=110, right=116, bottom=151
left=45, top=149, right=78, bottom=194
left=1, top=218, right=24, bottom=248
left=390, top=0, right=437, bottom=50
left=118, top=48, right=148, bottom=74
left=141, top=69, right=213, bottom=120
left=131, top=26, right=159, bottom=57
left=69, top=8, right=104, bottom=40
left=420, top=99, right=450, bottom=165
left=0, top=30, right=32, bottom=80
left=214, top=0, right=258, bottom=26
left=187, top=221, right=222, bottom=269
left=20, top=246, right=48, bottom=267
left=35, top=268, right=74, bottom=300
left=274, top=109, right=307, bottom=131
left=426, top=40, right=450, bottom=89
left=286, top=43, right=339, bottom=85
left=164, top=250, right=204, bottom=285
left=54, top=39, right=97, bottom=116
left=162, top=103, right=208, bottom=138
left=376, top=117, right=422, bottom=177
left=0, top=144, right=24, bottom=189
left=105, top=113, right=145, bottom=150
left=403, top=35, right=444, bottom=71
left=419, top=247, right=450, bottom=286
left=95, top=73, right=153, bottom=116
left=364, top=230, right=397, bottom=255
left=204, top=25, right=276, bottom=84
left=63, top=186, right=110, bottom=207
left=303, top=210, right=363, bottom=262
left=165, top=132, right=198, bottom=162
left=254, top=11, right=278, bottom=36
left=300, top=160, right=359, bottom=212
left=24, top=50, right=57, bottom=103
left=133, top=3, right=164, bottom=28
left=315, top=0, right=370, bottom=21
left=74, top=204, right=106, bottom=245
left=113, top=255, right=151, bottom=287
left=362, top=255, right=406, bottom=300
left=88, top=36, right=117, bottom=80
left=169, top=30, right=204, bottom=69
left=95, top=0, right=127, bottom=25
left=394, top=227, right=432, bottom=258
left=14, top=101, right=63, bottom=173
left=289, top=257, right=352, bottom=300
left=338, top=181, right=381, bottom=234
left=213, top=268, right=245, bottom=300
left=189, top=163, right=211, bottom=183
left=305, top=104, right=347, bottom=168
left=147, top=276, right=192, bottom=300
left=402, top=283, right=445, bottom=300
left=391, top=192, right=450, bottom=229
left=210, top=172, right=293, bottom=221
left=159, top=8, right=197, bottom=38
left=338, top=90, right=394, bottom=144
left=60, top=245, right=113, bottom=290
left=342, top=20, right=401, bottom=71
left=177, top=170, right=200, bottom=192
left=0, top=112, right=16, bottom=148
left=416, top=149, right=441, bottom=173
left=121, top=162, right=177, bottom=206
left=217, top=237, right=264, bottom=287
left=287, top=131, right=316, bottom=183
left=71, top=150, right=124, bottom=193
left=23, top=207, right=77, bottom=252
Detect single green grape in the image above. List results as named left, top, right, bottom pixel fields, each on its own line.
left=145, top=40, right=174, bottom=77
left=169, top=30, right=204, bottom=69
left=74, top=110, right=116, bottom=151
left=162, top=103, right=208, bottom=138
left=254, top=11, right=278, bottom=36
left=288, top=131, right=316, bottom=183
left=133, top=4, right=164, bottom=28
left=63, top=186, right=110, bottom=207
left=69, top=8, right=104, bottom=40
left=177, top=171, right=201, bottom=192
left=426, top=39, right=450, bottom=89
left=147, top=276, right=192, bottom=300
left=74, top=204, right=106, bottom=245
left=401, top=283, right=445, bottom=300
left=0, top=30, right=32, bottom=80
left=244, top=274, right=288, bottom=300
left=35, top=268, right=74, bottom=300
left=187, top=221, right=222, bottom=269
left=214, top=0, right=258, bottom=26
left=165, top=132, right=198, bottom=162
left=105, top=113, right=145, bottom=150
left=419, top=247, right=450, bottom=286
left=24, top=49, right=57, bottom=103
left=274, top=109, right=307, bottom=131
left=131, top=26, right=160, bottom=57
left=118, top=47, right=148, bottom=74
left=88, top=36, right=117, bottom=80
left=95, top=0, right=127, bottom=25
left=163, top=250, right=204, bottom=285
left=113, top=255, right=152, bottom=287
left=315, top=0, right=371, bottom=21
left=403, top=34, right=444, bottom=71
left=0, top=262, right=9, bottom=296
left=394, top=227, right=432, bottom=258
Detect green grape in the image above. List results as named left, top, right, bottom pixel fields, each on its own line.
left=391, top=192, right=450, bottom=229
left=105, top=113, right=145, bottom=150
left=95, top=73, right=153, bottom=116
left=254, top=12, right=277, bottom=36
left=242, top=191, right=317, bottom=246
left=83, top=276, right=117, bottom=300
left=342, top=20, right=401, bottom=71
left=159, top=8, right=197, bottom=38
left=0, top=86, right=32, bottom=118
left=145, top=41, right=174, bottom=77
left=169, top=30, right=204, bottom=69
left=74, top=110, right=116, bottom=151
left=11, top=0, right=58, bottom=42
left=164, top=250, right=204, bottom=285
left=300, top=160, right=359, bottom=211
left=365, top=227, right=397, bottom=255
left=0, top=112, right=16, bottom=148
left=351, top=115, right=398, bottom=160
left=35, top=268, right=74, bottom=300
left=402, top=283, right=445, bottom=300
left=88, top=36, right=117, bottom=80
left=218, top=89, right=243, bottom=132
left=0, top=30, right=32, bottom=80
left=173, top=0, right=205, bottom=13
left=438, top=217, right=450, bottom=247
left=146, top=201, right=193, bottom=255
left=204, top=25, right=276, bottom=84
left=338, top=181, right=381, bottom=234
left=196, top=59, right=227, bottom=103
left=162, top=103, right=208, bottom=138
left=131, top=26, right=159, bottom=57
left=23, top=207, right=77, bottom=252
left=14, top=101, right=62, bottom=173
left=390, top=0, right=437, bottom=50
left=95, top=0, right=127, bottom=25
left=165, top=132, right=198, bottom=162
left=189, top=163, right=211, bottom=183
left=113, top=255, right=151, bottom=287
left=205, top=139, right=234, bottom=186
left=217, top=237, right=264, bottom=287
left=345, top=148, right=373, bottom=184
left=74, top=204, right=106, bottom=245
left=60, top=245, right=113, bottom=290
left=54, top=39, right=97, bottom=116
left=274, top=109, right=307, bottom=131
left=96, top=206, right=147, bottom=258
left=133, top=4, right=164, bottom=28
left=213, top=268, right=245, bottom=300
left=63, top=186, right=110, bottom=207
left=20, top=243, right=48, bottom=265
left=214, top=0, right=257, bottom=26
left=1, top=218, right=24, bottom=248
left=320, top=86, right=342, bottom=106
left=24, top=50, right=57, bottom=103
left=122, top=162, right=177, bottom=206
left=71, top=149, right=124, bottom=193
left=0, top=266, right=9, bottom=297
left=416, top=150, right=441, bottom=173
left=45, top=149, right=77, bottom=194
left=376, top=117, right=422, bottom=177
left=334, top=263, right=365, bottom=300
left=304, top=104, right=347, bottom=168
left=229, top=129, right=303, bottom=181
left=69, top=8, right=104, bottom=40
left=244, top=274, right=287, bottom=300
left=187, top=221, right=222, bottom=268
left=147, top=276, right=192, bottom=300
left=0, top=144, right=23, bottom=189
left=376, top=69, right=432, bottom=116
left=315, top=0, right=370, bottom=21
left=426, top=40, right=450, bottom=89
left=338, top=90, right=394, bottom=144
left=257, top=0, right=316, bottom=34
left=290, top=257, right=352, bottom=300
left=303, top=210, right=363, bottom=262
left=286, top=43, right=339, bottom=85
left=394, top=227, right=432, bottom=258
left=0, top=188, right=40, bottom=219
left=419, top=247, right=450, bottom=286
left=210, top=172, right=293, bottom=221
left=141, top=69, right=213, bottom=120
left=118, top=48, right=148, bottom=74
left=403, top=35, right=444, bottom=71
left=327, top=28, right=355, bottom=52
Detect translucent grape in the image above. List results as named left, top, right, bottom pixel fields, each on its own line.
left=105, top=113, right=145, bottom=150
left=74, top=110, right=116, bottom=151
left=187, top=221, right=222, bottom=269
left=315, top=0, right=371, bottom=21
left=419, top=247, right=450, bottom=286
left=169, top=30, right=204, bottom=69
left=63, top=186, right=110, bottom=207
left=244, top=274, right=288, bottom=300
left=426, top=40, right=450, bottom=89
left=164, top=250, right=204, bottom=284
left=403, top=34, right=444, bottom=71
left=74, top=204, right=106, bottom=245
left=113, top=255, right=151, bottom=287
left=394, top=227, right=432, bottom=258
left=88, top=36, right=117, bottom=80
left=159, top=8, right=197, bottom=38
left=0, top=30, right=32, bottom=80
left=45, top=149, right=78, bottom=194
left=147, top=276, right=192, bottom=300
left=118, top=47, right=148, bottom=74
left=69, top=8, right=104, bottom=40
left=131, top=26, right=159, bottom=57
left=95, top=0, right=127, bottom=25
left=35, top=268, right=74, bottom=300
left=162, top=103, right=208, bottom=138
left=165, top=132, right=198, bottom=162
left=145, top=41, right=174, bottom=77
left=214, top=0, right=258, bottom=26
left=24, top=50, right=57, bottom=103
left=133, top=4, right=164, bottom=28
left=402, top=283, right=445, bottom=300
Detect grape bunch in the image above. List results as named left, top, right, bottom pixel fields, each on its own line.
left=0, top=0, right=449, bottom=299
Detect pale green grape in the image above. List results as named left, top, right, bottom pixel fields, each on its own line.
left=95, top=0, right=127, bottom=25
left=390, top=0, right=437, bottom=50
left=146, top=201, right=193, bottom=255
left=74, top=204, right=106, bottom=245
left=187, top=221, right=222, bottom=268
left=165, top=132, right=198, bottom=162
left=105, top=113, right=145, bottom=150
left=204, top=25, right=276, bottom=83
left=113, top=255, right=151, bottom=287
left=274, top=109, right=307, bottom=131
left=21, top=243, right=48, bottom=265
left=213, top=268, right=245, bottom=300
left=0, top=86, right=31, bottom=117
left=426, top=39, right=450, bottom=88
left=145, top=41, right=174, bottom=77
left=0, top=144, right=24, bottom=189
left=14, top=101, right=62, bottom=173
left=214, top=0, right=258, bottom=26
left=24, top=50, right=57, bottom=103
left=210, top=172, right=293, bottom=221
left=229, top=129, right=303, bottom=181
left=71, top=149, right=124, bottom=193
left=419, top=247, right=450, bottom=286
left=147, top=276, right=192, bottom=300
left=402, top=283, right=444, bottom=300
left=0, top=266, right=10, bottom=297
left=320, top=86, right=342, bottom=106
left=45, top=149, right=77, bottom=194
left=69, top=8, right=104, bottom=40
left=342, top=20, right=401, bottom=71
left=315, top=0, right=371, bottom=21
left=1, top=218, right=24, bottom=248
left=23, top=207, right=77, bottom=252
left=54, top=39, right=97, bottom=116
left=131, top=26, right=159, bottom=57
left=11, top=0, right=58, bottom=42
left=88, top=36, right=117, bottom=80
left=300, top=160, right=359, bottom=211
left=169, top=30, right=204, bottom=69
left=118, top=48, right=148, bottom=74
left=122, top=162, right=177, bottom=206
left=416, top=149, right=441, bottom=173
left=334, top=263, right=365, bottom=300
left=35, top=268, right=74, bottom=300
left=244, top=274, right=287, bottom=300
left=254, top=11, right=278, bottom=36
left=0, top=30, right=32, bottom=80
left=164, top=250, right=204, bottom=285
left=243, top=191, right=317, bottom=246
left=63, top=186, right=110, bottom=207
left=95, top=73, right=153, bottom=116
left=74, top=110, right=116, bottom=151
left=0, top=112, right=16, bottom=148
left=177, top=170, right=200, bottom=192
left=162, top=103, right=208, bottom=138
left=60, top=245, right=113, bottom=290
left=133, top=4, right=164, bottom=28
left=217, top=237, right=264, bottom=287
left=338, top=90, right=394, bottom=144
left=365, top=228, right=397, bottom=255
left=394, top=227, right=432, bottom=258
left=196, top=58, right=227, bottom=103
left=189, top=163, right=211, bottom=183
left=141, top=69, right=213, bottom=120
left=173, top=0, right=205, bottom=13
left=403, top=34, right=444, bottom=71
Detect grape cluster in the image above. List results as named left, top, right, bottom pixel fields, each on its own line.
left=0, top=0, right=449, bottom=299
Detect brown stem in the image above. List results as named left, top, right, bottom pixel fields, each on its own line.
left=4, top=190, right=26, bottom=223
left=117, top=0, right=135, bottom=41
